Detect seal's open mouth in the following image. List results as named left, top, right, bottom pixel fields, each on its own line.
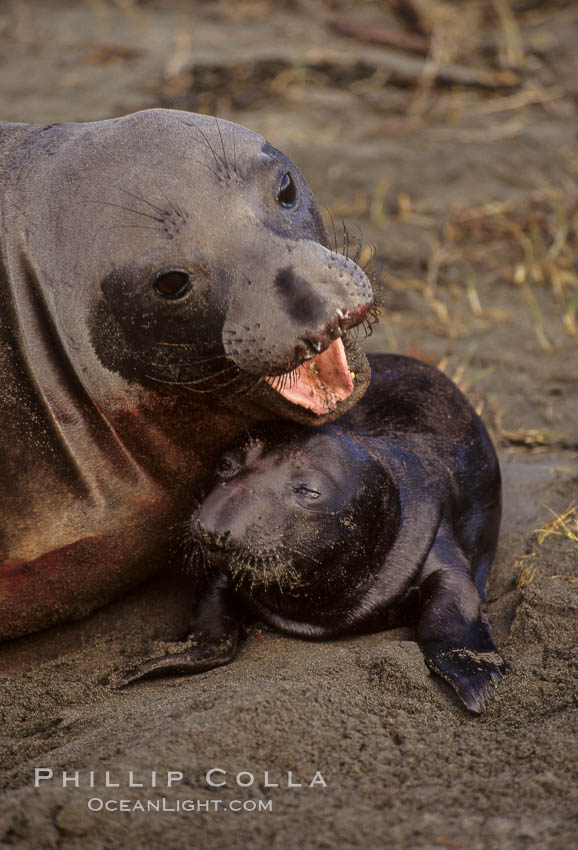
left=264, top=338, right=354, bottom=416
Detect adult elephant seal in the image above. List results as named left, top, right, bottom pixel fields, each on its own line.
left=0, top=109, right=373, bottom=640
left=117, top=354, right=509, bottom=714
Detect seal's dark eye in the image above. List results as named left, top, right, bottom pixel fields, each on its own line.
left=217, top=454, right=241, bottom=480
left=277, top=172, right=298, bottom=209
left=292, top=484, right=320, bottom=500
left=153, top=270, right=192, bottom=299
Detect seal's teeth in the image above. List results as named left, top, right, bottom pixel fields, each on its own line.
left=336, top=308, right=345, bottom=320
left=312, top=341, right=322, bottom=352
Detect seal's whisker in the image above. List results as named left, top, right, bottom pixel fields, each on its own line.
left=214, top=117, right=230, bottom=177
left=231, top=126, right=238, bottom=176
left=231, top=375, right=262, bottom=398
left=199, top=546, right=209, bottom=580
left=261, top=557, right=268, bottom=589
left=162, top=197, right=182, bottom=217
left=323, top=204, right=339, bottom=253
left=179, top=383, right=220, bottom=395
left=223, top=321, right=252, bottom=332
left=351, top=223, right=364, bottom=265
left=145, top=363, right=243, bottom=390
left=288, top=549, right=321, bottom=567
left=111, top=225, right=164, bottom=233
left=282, top=544, right=321, bottom=566
left=191, top=158, right=222, bottom=181
left=150, top=353, right=228, bottom=367
left=342, top=221, right=350, bottom=259
left=116, top=186, right=167, bottom=216
left=81, top=198, right=164, bottom=223
left=156, top=342, right=224, bottom=354
left=179, top=364, right=238, bottom=385
left=180, top=370, right=253, bottom=394
left=362, top=242, right=377, bottom=271
left=147, top=365, right=236, bottom=386
left=146, top=374, right=215, bottom=391
left=183, top=119, right=226, bottom=174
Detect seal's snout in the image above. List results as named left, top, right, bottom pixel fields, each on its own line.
left=191, top=513, right=231, bottom=550
left=220, top=203, right=374, bottom=422
left=272, top=258, right=373, bottom=342
left=251, top=253, right=374, bottom=417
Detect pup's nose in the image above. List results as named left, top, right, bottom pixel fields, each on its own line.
left=190, top=514, right=231, bottom=549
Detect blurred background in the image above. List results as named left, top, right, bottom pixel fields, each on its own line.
left=1, top=0, right=577, bottom=449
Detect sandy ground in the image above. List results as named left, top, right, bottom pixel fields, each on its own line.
left=0, top=2, right=577, bottom=848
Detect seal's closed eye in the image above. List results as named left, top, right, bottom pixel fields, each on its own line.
left=153, top=269, right=193, bottom=300
left=277, top=171, right=298, bottom=209
left=291, top=484, right=321, bottom=500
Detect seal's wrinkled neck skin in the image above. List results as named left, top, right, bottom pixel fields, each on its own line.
left=0, top=109, right=373, bottom=639
left=191, top=424, right=400, bottom=626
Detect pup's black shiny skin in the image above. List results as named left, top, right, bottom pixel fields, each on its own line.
left=117, top=354, right=508, bottom=714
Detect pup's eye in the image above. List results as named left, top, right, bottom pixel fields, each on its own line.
left=217, top=455, right=241, bottom=479
left=277, top=171, right=298, bottom=209
left=292, top=484, right=320, bottom=500
left=153, top=270, right=192, bottom=299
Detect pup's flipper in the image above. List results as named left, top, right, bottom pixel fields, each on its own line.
left=416, top=527, right=510, bottom=714
left=112, top=574, right=240, bottom=688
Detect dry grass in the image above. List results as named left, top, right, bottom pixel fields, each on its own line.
left=437, top=343, right=494, bottom=393
left=514, top=553, right=538, bottom=587
left=514, top=503, right=578, bottom=587
left=362, top=183, right=578, bottom=356
left=536, top=504, right=578, bottom=550
left=444, top=191, right=578, bottom=345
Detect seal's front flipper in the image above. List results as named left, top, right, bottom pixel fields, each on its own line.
left=416, top=531, right=509, bottom=714
left=112, top=574, right=241, bottom=688
left=111, top=636, right=239, bottom=688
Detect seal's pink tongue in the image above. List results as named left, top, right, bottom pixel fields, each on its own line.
left=264, top=338, right=354, bottom=416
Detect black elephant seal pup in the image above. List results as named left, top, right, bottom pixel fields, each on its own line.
left=0, top=109, right=373, bottom=639
left=117, top=354, right=509, bottom=714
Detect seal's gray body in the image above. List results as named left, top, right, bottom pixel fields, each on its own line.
left=0, top=110, right=372, bottom=638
